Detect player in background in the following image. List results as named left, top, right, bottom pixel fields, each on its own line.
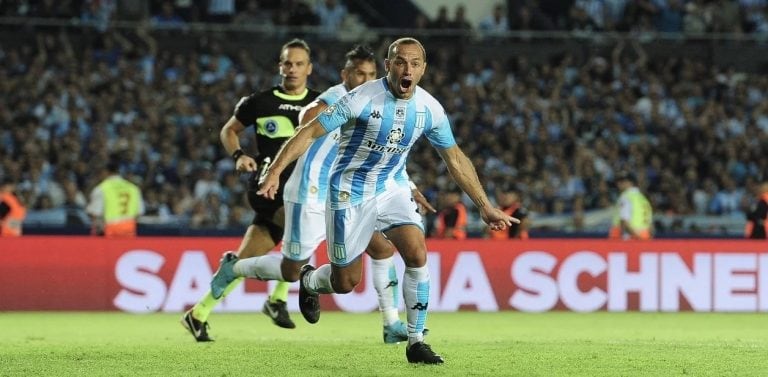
left=209, top=45, right=436, bottom=343
left=181, top=39, right=320, bottom=342
left=258, top=37, right=517, bottom=364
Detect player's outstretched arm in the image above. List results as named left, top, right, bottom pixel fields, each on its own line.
left=436, top=145, right=519, bottom=230
left=299, top=99, right=328, bottom=125
left=257, top=120, right=327, bottom=199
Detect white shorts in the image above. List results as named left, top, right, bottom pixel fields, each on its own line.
left=282, top=201, right=326, bottom=261
left=326, top=186, right=423, bottom=266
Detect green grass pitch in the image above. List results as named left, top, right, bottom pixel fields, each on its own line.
left=1, top=312, right=766, bottom=376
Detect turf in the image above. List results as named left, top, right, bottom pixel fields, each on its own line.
left=0, top=312, right=766, bottom=376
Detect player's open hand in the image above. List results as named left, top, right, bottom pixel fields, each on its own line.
left=480, top=206, right=520, bottom=231
left=412, top=188, right=436, bottom=213
left=236, top=155, right=258, bottom=173
left=256, top=171, right=280, bottom=200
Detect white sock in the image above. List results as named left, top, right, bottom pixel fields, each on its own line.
left=403, top=265, right=429, bottom=345
left=232, top=255, right=284, bottom=280
left=371, top=256, right=400, bottom=326
left=306, top=264, right=335, bottom=294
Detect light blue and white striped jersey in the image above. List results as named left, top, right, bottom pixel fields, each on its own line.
left=283, top=83, right=347, bottom=204
left=317, top=78, right=456, bottom=210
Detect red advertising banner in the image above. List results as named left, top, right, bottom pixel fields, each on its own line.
left=1, top=237, right=767, bottom=312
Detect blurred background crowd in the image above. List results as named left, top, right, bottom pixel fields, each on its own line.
left=1, top=0, right=767, bottom=237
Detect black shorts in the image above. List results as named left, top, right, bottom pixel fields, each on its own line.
left=245, top=163, right=294, bottom=226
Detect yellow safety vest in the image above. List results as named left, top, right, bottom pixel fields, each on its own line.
left=611, top=188, right=652, bottom=239
left=98, top=177, right=141, bottom=237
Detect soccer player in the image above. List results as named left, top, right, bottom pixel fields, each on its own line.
left=181, top=39, right=320, bottom=341
left=258, top=37, right=517, bottom=364
left=209, top=44, right=436, bottom=343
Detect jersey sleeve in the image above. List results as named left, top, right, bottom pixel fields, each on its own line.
left=424, top=104, right=456, bottom=149
left=316, top=91, right=359, bottom=133
left=233, top=94, right=259, bottom=126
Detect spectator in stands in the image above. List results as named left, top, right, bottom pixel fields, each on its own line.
left=479, top=3, right=509, bottom=36
left=314, top=0, right=347, bottom=38
left=450, top=4, right=473, bottom=31
left=151, top=1, right=186, bottom=29
left=428, top=6, right=452, bottom=29
left=233, top=0, right=275, bottom=33
left=0, top=178, right=27, bottom=237
left=745, top=182, right=768, bottom=239
left=205, top=0, right=235, bottom=23
left=571, top=0, right=607, bottom=31
left=511, top=0, right=556, bottom=30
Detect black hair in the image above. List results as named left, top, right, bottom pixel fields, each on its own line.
left=345, top=44, right=375, bottom=63
left=106, top=155, right=121, bottom=173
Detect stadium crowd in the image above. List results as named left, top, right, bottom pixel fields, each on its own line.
left=1, top=1, right=767, bottom=235
left=2, top=0, right=768, bottom=35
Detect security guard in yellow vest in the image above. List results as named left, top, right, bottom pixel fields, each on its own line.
left=609, top=171, right=652, bottom=240
left=86, top=157, right=144, bottom=237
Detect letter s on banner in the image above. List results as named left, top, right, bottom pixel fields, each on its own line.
left=509, top=251, right=558, bottom=312
left=114, top=250, right=168, bottom=313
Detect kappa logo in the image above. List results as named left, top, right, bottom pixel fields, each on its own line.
left=387, top=128, right=404, bottom=144
left=410, top=302, right=428, bottom=311
left=370, top=110, right=382, bottom=119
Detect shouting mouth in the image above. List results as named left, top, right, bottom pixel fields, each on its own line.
left=399, top=76, right=413, bottom=92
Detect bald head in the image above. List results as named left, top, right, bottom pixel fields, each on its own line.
left=387, top=37, right=426, bottom=61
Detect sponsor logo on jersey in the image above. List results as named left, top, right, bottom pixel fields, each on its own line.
left=364, top=139, right=407, bottom=154
left=387, top=128, right=404, bottom=144
left=278, top=103, right=303, bottom=111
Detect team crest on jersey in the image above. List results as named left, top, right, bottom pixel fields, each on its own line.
left=339, top=191, right=350, bottom=201
left=310, top=186, right=318, bottom=194
left=415, top=112, right=426, bottom=129
left=387, top=128, right=404, bottom=144
left=265, top=119, right=277, bottom=133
